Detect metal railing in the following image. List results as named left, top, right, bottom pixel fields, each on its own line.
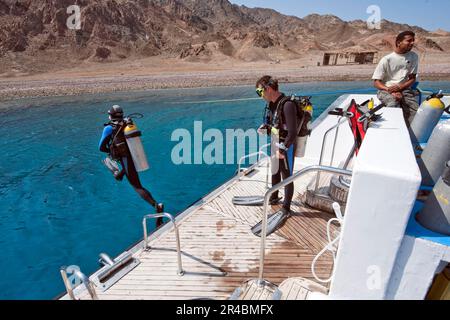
left=314, top=116, right=352, bottom=192
left=60, top=266, right=98, bottom=300
left=257, top=165, right=353, bottom=283
left=237, top=143, right=271, bottom=189
left=143, top=212, right=184, bottom=276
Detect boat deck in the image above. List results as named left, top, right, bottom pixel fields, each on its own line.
left=67, top=161, right=338, bottom=300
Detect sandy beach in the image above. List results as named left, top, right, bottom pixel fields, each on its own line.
left=1, top=56, right=450, bottom=101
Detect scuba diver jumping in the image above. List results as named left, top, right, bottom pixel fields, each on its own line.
left=99, top=105, right=164, bottom=227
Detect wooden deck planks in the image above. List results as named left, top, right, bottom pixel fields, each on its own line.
left=73, top=165, right=337, bottom=300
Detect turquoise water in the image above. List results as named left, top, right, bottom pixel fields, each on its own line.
left=1, top=81, right=449, bottom=300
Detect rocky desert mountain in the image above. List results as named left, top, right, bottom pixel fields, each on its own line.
left=1, top=0, right=449, bottom=76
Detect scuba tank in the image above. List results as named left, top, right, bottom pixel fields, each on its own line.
left=124, top=120, right=149, bottom=172
left=296, top=97, right=313, bottom=158
left=417, top=161, right=450, bottom=236
left=410, top=91, right=445, bottom=145
left=418, top=119, right=450, bottom=186
left=368, top=98, right=375, bottom=110
left=266, top=95, right=313, bottom=158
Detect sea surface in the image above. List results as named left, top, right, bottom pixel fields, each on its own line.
left=0, top=81, right=449, bottom=299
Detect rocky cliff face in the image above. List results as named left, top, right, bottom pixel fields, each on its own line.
left=0, top=0, right=448, bottom=69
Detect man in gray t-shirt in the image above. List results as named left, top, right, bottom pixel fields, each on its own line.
left=372, top=31, right=419, bottom=126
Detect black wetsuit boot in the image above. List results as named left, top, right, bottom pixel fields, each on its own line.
left=272, top=154, right=295, bottom=212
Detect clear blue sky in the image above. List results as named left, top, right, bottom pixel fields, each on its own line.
left=230, top=0, right=450, bottom=31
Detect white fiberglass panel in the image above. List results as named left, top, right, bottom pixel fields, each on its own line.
left=330, top=107, right=422, bottom=300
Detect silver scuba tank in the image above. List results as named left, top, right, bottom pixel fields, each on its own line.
left=124, top=121, right=149, bottom=172
left=295, top=97, right=313, bottom=158
left=410, top=93, right=445, bottom=145
left=417, top=161, right=450, bottom=236
left=295, top=136, right=308, bottom=158
left=419, top=119, right=450, bottom=186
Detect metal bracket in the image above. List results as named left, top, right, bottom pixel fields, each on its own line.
left=90, top=252, right=141, bottom=292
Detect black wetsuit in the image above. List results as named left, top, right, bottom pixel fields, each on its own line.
left=99, top=122, right=159, bottom=210
left=119, top=149, right=159, bottom=208
left=267, top=94, right=298, bottom=211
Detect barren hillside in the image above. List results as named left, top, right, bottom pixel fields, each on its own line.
left=0, top=0, right=449, bottom=77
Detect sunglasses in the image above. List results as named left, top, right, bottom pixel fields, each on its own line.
left=256, top=87, right=265, bottom=98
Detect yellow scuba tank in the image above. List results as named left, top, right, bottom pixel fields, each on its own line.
left=296, top=98, right=313, bottom=158
left=304, top=103, right=313, bottom=114
left=271, top=127, right=280, bottom=136
left=410, top=92, right=446, bottom=145
left=124, top=122, right=149, bottom=172
left=426, top=97, right=446, bottom=109
left=368, top=98, right=375, bottom=110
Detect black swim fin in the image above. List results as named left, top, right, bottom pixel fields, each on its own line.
left=251, top=209, right=290, bottom=237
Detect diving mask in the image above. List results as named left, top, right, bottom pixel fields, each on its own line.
left=256, top=87, right=265, bottom=98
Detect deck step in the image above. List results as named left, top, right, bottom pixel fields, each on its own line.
left=229, top=280, right=281, bottom=300
left=279, top=277, right=328, bottom=300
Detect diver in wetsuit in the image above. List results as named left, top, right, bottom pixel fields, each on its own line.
left=257, top=76, right=298, bottom=215
left=99, top=105, right=164, bottom=227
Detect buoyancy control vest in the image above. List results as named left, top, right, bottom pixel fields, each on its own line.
left=272, top=95, right=313, bottom=139
left=347, top=99, right=384, bottom=155
left=107, top=120, right=129, bottom=160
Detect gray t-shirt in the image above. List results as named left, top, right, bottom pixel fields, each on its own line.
left=372, top=51, right=419, bottom=87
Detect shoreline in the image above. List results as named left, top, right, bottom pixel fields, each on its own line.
left=1, top=65, right=450, bottom=102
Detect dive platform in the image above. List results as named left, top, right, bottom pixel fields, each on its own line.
left=60, top=163, right=335, bottom=300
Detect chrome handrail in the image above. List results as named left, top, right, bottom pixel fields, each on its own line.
left=143, top=213, right=184, bottom=276
left=237, top=143, right=271, bottom=188
left=258, top=143, right=271, bottom=162
left=315, top=117, right=350, bottom=192
left=237, top=151, right=269, bottom=177
left=60, top=266, right=98, bottom=300
left=60, top=267, right=76, bottom=300
left=258, top=165, right=353, bottom=283
left=259, top=143, right=271, bottom=190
